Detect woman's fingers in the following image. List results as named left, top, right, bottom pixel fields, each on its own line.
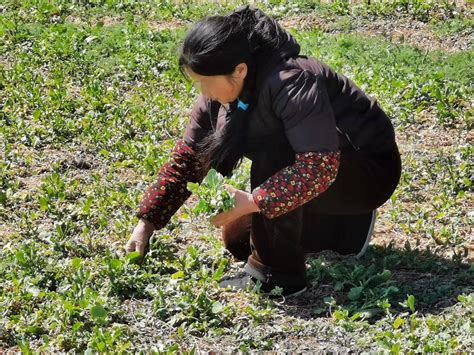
left=224, top=184, right=237, bottom=195
left=125, top=239, right=135, bottom=253
left=125, top=229, right=151, bottom=257
left=210, top=210, right=232, bottom=227
left=134, top=240, right=146, bottom=256
left=125, top=238, right=146, bottom=256
left=209, top=186, right=251, bottom=228
left=210, top=213, right=224, bottom=227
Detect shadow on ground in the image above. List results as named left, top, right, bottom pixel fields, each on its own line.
left=280, top=242, right=473, bottom=320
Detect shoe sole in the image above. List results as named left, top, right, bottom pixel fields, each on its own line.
left=270, top=286, right=307, bottom=299
left=355, top=209, right=377, bottom=259
left=284, top=286, right=307, bottom=298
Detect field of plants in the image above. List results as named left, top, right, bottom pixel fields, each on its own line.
left=1, top=0, right=473, bottom=352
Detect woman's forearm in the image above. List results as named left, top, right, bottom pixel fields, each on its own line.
left=135, top=139, right=204, bottom=229
left=252, top=150, right=341, bottom=219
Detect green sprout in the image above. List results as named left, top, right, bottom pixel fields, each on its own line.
left=187, top=169, right=238, bottom=217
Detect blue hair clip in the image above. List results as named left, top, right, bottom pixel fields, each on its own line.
left=237, top=99, right=249, bottom=111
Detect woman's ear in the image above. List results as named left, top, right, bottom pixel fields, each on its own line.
left=233, top=63, right=248, bottom=80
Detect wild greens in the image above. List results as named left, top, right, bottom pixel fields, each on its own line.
left=0, top=0, right=472, bottom=352
left=187, top=169, right=236, bottom=217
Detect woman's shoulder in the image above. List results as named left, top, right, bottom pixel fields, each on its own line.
left=264, top=55, right=331, bottom=81
left=259, top=56, right=329, bottom=95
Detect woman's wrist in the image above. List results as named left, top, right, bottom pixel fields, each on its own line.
left=137, top=218, right=156, bottom=234
left=247, top=191, right=261, bottom=213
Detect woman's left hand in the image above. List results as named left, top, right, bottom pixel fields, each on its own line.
left=211, top=184, right=260, bottom=227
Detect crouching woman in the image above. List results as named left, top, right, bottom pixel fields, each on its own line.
left=125, top=6, right=402, bottom=298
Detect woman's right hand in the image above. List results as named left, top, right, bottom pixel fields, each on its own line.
left=125, top=218, right=155, bottom=256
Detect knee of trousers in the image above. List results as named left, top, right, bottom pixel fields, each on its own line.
left=250, top=209, right=306, bottom=273
left=221, top=214, right=252, bottom=261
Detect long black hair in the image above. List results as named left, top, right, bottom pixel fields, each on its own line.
left=179, top=6, right=295, bottom=175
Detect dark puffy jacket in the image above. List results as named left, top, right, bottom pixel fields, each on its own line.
left=183, top=26, right=396, bottom=165
left=135, top=8, right=399, bottom=229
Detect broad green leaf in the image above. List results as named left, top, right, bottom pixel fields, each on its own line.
left=350, top=312, right=361, bottom=321
left=72, top=321, right=83, bottom=332
left=332, top=309, right=348, bottom=320
left=206, top=169, right=219, bottom=188
left=172, top=270, right=184, bottom=279
left=391, top=343, right=401, bottom=354
left=62, top=300, right=75, bottom=312
left=15, top=250, right=26, bottom=265
left=90, top=305, right=107, bottom=320
left=334, top=281, right=345, bottom=291
left=126, top=251, right=142, bottom=264
left=82, top=195, right=94, bottom=214
left=212, top=259, right=227, bottom=281
left=71, top=257, right=82, bottom=269
left=26, top=325, right=44, bottom=335
left=187, top=182, right=199, bottom=193
left=108, top=258, right=123, bottom=270
left=39, top=196, right=48, bottom=211
left=348, top=286, right=363, bottom=300
left=393, top=316, right=405, bottom=329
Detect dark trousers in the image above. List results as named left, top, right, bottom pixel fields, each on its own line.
left=222, top=144, right=402, bottom=285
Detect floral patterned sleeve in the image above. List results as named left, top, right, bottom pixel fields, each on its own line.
left=135, top=139, right=204, bottom=230
left=252, top=150, right=341, bottom=219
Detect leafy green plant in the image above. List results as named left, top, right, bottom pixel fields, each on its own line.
left=187, top=169, right=237, bottom=217
left=307, top=257, right=402, bottom=318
